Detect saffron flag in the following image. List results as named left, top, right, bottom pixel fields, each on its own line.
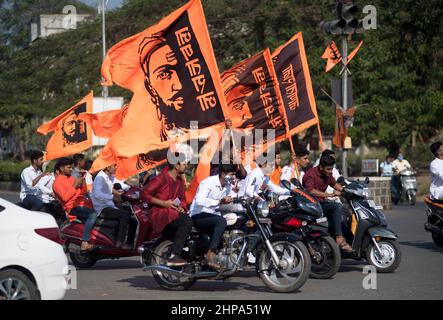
left=94, top=0, right=228, bottom=176
left=78, top=104, right=129, bottom=138
left=272, top=33, right=321, bottom=137
left=221, top=49, right=287, bottom=155
left=321, top=41, right=342, bottom=72
left=37, top=92, right=93, bottom=160
left=347, top=40, right=363, bottom=64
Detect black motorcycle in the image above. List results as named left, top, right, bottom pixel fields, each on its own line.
left=338, top=177, right=402, bottom=273
left=268, top=179, right=341, bottom=279
left=138, top=197, right=311, bottom=293
left=424, top=197, right=443, bottom=247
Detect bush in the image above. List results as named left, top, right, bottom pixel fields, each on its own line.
left=0, top=161, right=29, bottom=182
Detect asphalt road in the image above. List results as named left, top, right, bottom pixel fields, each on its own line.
left=2, top=191, right=443, bottom=300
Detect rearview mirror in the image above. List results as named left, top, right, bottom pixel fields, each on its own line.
left=290, top=178, right=301, bottom=188
left=365, top=177, right=370, bottom=185
left=337, top=176, right=345, bottom=184
left=281, top=180, right=292, bottom=190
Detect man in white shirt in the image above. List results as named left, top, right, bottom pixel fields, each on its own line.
left=20, top=150, right=50, bottom=211
left=430, top=142, right=443, bottom=200
left=189, top=164, right=237, bottom=269
left=281, top=147, right=310, bottom=184
left=391, top=151, right=413, bottom=203
left=91, top=165, right=134, bottom=249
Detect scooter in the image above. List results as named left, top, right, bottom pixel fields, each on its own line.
left=399, top=169, right=418, bottom=205
left=61, top=186, right=151, bottom=268
left=138, top=197, right=312, bottom=293
left=338, top=177, right=402, bottom=273
left=269, top=179, right=341, bottom=279
left=424, top=196, right=443, bottom=247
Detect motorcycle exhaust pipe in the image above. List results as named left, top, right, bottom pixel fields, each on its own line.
left=143, top=265, right=218, bottom=279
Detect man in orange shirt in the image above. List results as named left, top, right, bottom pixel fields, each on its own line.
left=269, top=146, right=282, bottom=186
left=53, top=157, right=97, bottom=251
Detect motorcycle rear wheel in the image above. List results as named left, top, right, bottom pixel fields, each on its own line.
left=150, top=240, right=196, bottom=291
left=309, top=236, right=341, bottom=279
left=257, top=238, right=311, bottom=293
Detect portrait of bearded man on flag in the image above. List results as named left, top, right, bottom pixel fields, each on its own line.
left=139, top=33, right=190, bottom=142
left=61, top=102, right=88, bottom=147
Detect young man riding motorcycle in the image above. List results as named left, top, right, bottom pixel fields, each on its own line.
left=302, top=155, right=353, bottom=253
left=188, top=163, right=238, bottom=269
left=141, top=152, right=193, bottom=267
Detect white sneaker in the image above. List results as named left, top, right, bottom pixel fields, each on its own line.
left=247, top=252, right=256, bottom=264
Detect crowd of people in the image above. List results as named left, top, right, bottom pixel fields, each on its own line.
left=18, top=128, right=443, bottom=268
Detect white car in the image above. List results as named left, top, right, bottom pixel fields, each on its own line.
left=0, top=198, right=69, bottom=300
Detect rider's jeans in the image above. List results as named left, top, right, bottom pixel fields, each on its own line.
left=163, top=214, right=193, bottom=256
left=192, top=212, right=227, bottom=251
left=320, top=201, right=344, bottom=237
left=23, top=195, right=45, bottom=211
left=71, top=206, right=98, bottom=242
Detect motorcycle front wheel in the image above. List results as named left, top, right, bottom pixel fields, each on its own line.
left=309, top=236, right=341, bottom=279
left=150, top=240, right=196, bottom=291
left=257, top=238, right=311, bottom=293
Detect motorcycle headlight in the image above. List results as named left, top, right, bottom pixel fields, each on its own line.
left=362, top=188, right=371, bottom=198
left=257, top=200, right=269, bottom=217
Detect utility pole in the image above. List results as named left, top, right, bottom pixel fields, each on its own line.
left=99, top=0, right=108, bottom=99
left=341, top=36, right=348, bottom=176
left=320, top=0, right=362, bottom=177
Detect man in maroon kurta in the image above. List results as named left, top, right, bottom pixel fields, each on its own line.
left=142, top=153, right=192, bottom=266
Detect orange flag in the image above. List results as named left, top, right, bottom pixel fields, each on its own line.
left=78, top=105, right=129, bottom=138
left=221, top=49, right=287, bottom=145
left=93, top=0, right=228, bottom=175
left=347, top=40, right=363, bottom=64
left=273, top=33, right=321, bottom=136
left=321, top=41, right=342, bottom=72
left=37, top=92, right=93, bottom=160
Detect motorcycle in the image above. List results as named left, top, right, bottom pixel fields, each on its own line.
left=61, top=185, right=150, bottom=268
left=424, top=196, right=443, bottom=247
left=138, top=197, right=312, bottom=293
left=268, top=179, right=341, bottom=279
left=337, top=176, right=402, bottom=273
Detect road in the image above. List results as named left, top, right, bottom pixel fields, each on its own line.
left=2, top=191, right=443, bottom=300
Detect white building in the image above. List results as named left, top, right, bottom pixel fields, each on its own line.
left=30, top=13, right=92, bottom=43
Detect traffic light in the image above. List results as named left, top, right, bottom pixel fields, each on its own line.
left=320, top=1, right=363, bottom=35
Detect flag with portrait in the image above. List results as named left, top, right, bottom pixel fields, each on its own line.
left=37, top=92, right=93, bottom=160
left=220, top=48, right=287, bottom=159
left=93, top=0, right=228, bottom=177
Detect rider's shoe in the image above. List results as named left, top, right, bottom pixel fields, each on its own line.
left=166, top=255, right=188, bottom=266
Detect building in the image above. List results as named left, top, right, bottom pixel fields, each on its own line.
left=30, top=13, right=92, bottom=43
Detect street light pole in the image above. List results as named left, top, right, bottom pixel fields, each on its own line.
left=341, top=36, right=348, bottom=177
left=100, top=0, right=108, bottom=99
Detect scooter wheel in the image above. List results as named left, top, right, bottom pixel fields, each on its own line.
left=366, top=239, right=401, bottom=273
left=69, top=252, right=97, bottom=269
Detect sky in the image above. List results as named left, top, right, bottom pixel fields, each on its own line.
left=79, top=0, right=124, bottom=10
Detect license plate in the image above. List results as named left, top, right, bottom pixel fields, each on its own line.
left=316, top=217, right=327, bottom=223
